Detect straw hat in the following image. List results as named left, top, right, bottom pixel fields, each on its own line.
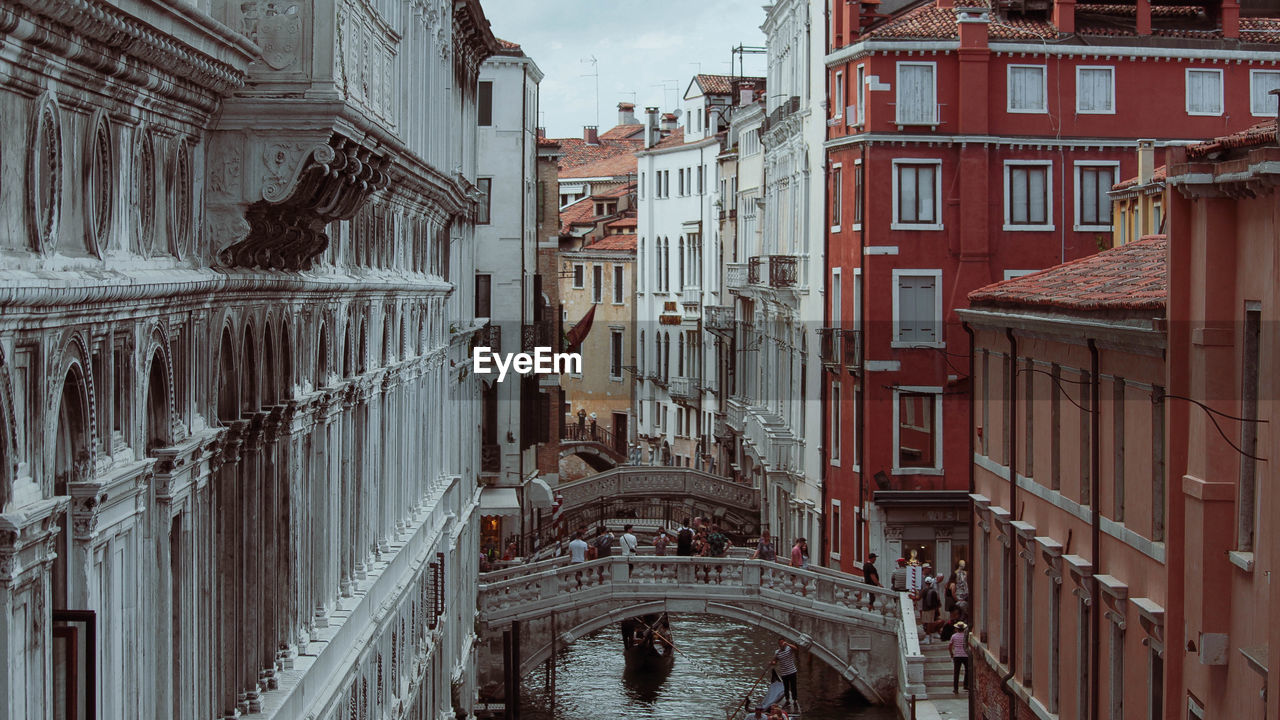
left=954, top=621, right=968, bottom=630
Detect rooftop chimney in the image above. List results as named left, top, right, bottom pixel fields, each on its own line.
left=1137, top=139, right=1155, bottom=185
left=660, top=113, right=677, bottom=132
left=645, top=107, right=659, bottom=149
left=536, top=126, right=546, bottom=138
left=618, top=102, right=638, bottom=126
left=584, top=126, right=599, bottom=145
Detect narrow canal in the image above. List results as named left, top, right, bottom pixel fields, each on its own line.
left=520, top=616, right=899, bottom=719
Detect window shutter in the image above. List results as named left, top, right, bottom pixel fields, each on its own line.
left=1251, top=71, right=1280, bottom=115
left=1188, top=71, right=1220, bottom=114
left=898, top=65, right=934, bottom=124
left=900, top=166, right=918, bottom=222
left=918, top=166, right=935, bottom=223
left=1011, top=167, right=1029, bottom=224
left=1078, top=69, right=1111, bottom=112
left=898, top=278, right=916, bottom=342
left=918, top=277, right=937, bottom=341
left=899, top=276, right=937, bottom=343
left=1010, top=67, right=1044, bottom=111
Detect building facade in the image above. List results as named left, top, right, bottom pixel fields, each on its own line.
left=0, top=0, right=500, bottom=718
left=474, top=40, right=555, bottom=557
left=822, top=0, right=1280, bottom=576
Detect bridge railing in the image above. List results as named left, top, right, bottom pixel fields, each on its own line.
left=478, top=556, right=901, bottom=628
left=895, top=591, right=927, bottom=711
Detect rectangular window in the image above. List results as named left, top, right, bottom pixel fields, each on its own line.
left=896, top=62, right=937, bottom=125
left=1186, top=68, right=1223, bottom=116
left=1239, top=306, right=1261, bottom=552
left=478, top=81, right=493, bottom=126
left=853, top=160, right=864, bottom=227
left=834, top=71, right=845, bottom=118
left=895, top=389, right=940, bottom=471
left=698, top=165, right=704, bottom=194
left=613, top=265, right=624, bottom=303
left=1076, top=66, right=1115, bottom=114
left=853, top=386, right=861, bottom=468
left=1008, top=64, right=1047, bottom=113
left=610, top=330, right=623, bottom=379
left=476, top=178, right=492, bottom=225
left=830, top=500, right=842, bottom=561
left=592, top=265, right=603, bottom=303
left=1152, top=201, right=1163, bottom=234
left=1005, top=162, right=1052, bottom=230
left=831, top=381, right=842, bottom=463
left=1250, top=69, right=1280, bottom=117
left=892, top=160, right=942, bottom=228
left=640, top=172, right=645, bottom=199
left=831, top=166, right=842, bottom=229
left=894, top=271, right=941, bottom=346
left=855, top=65, right=866, bottom=125
left=474, top=274, right=491, bottom=318
left=1076, top=164, right=1118, bottom=230
left=572, top=264, right=584, bottom=289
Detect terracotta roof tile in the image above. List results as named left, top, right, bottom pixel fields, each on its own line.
left=600, top=124, right=645, bottom=140
left=693, top=74, right=766, bottom=95
left=648, top=128, right=687, bottom=151
left=1113, top=165, right=1166, bottom=190
left=562, top=150, right=638, bottom=179
left=551, top=135, right=643, bottom=178
left=607, top=217, right=638, bottom=228
left=559, top=197, right=596, bottom=234
left=585, top=235, right=637, bottom=252
left=1186, top=119, right=1278, bottom=159
left=537, top=136, right=561, bottom=148
left=969, top=235, right=1166, bottom=312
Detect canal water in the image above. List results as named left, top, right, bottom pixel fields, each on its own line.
left=520, top=615, right=899, bottom=720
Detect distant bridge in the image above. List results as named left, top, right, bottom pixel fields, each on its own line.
left=560, top=425, right=626, bottom=470
left=475, top=556, right=927, bottom=711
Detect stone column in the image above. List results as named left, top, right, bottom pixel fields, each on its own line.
left=311, top=393, right=332, bottom=630
left=240, top=412, right=267, bottom=713
left=212, top=422, right=245, bottom=719
left=339, top=384, right=356, bottom=597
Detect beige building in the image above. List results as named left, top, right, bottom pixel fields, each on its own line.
left=558, top=186, right=638, bottom=479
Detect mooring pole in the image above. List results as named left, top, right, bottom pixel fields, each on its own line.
left=550, top=611, right=558, bottom=713
left=502, top=629, right=513, bottom=720
left=511, top=620, right=522, bottom=720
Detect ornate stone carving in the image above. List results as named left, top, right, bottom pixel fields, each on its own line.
left=217, top=135, right=391, bottom=271
left=70, top=488, right=106, bottom=540
left=169, top=137, right=193, bottom=260
left=133, top=128, right=158, bottom=256
left=242, top=1, right=303, bottom=72
left=28, top=92, right=62, bottom=254
left=84, top=110, right=113, bottom=259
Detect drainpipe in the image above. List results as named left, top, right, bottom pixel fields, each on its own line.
left=1088, top=339, right=1101, bottom=720
left=963, top=322, right=977, bottom=720
left=518, top=63, right=529, bottom=553
left=1001, top=329, right=1018, bottom=720
left=856, top=145, right=868, bottom=559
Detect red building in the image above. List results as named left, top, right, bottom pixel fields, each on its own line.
left=821, top=0, right=1280, bottom=577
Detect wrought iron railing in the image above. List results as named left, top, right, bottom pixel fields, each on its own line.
left=843, top=329, right=863, bottom=373
left=818, top=327, right=841, bottom=369
left=473, top=324, right=501, bottom=355
left=562, top=423, right=623, bottom=457
left=522, top=320, right=556, bottom=352
left=747, top=257, right=764, bottom=285
left=768, top=255, right=798, bottom=288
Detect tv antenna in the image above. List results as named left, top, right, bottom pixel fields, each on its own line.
left=580, top=56, right=600, bottom=128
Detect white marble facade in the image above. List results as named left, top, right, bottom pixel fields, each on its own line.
left=0, top=0, right=500, bottom=718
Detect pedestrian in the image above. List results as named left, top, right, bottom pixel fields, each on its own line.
left=568, top=532, right=588, bottom=563
left=676, top=524, right=694, bottom=556
left=890, top=558, right=908, bottom=592
left=921, top=576, right=942, bottom=641
left=767, top=705, right=788, bottom=720
left=746, top=706, right=768, bottom=720
left=949, top=621, right=969, bottom=693
left=771, top=638, right=800, bottom=710
left=620, top=524, right=639, bottom=557
left=708, top=524, right=730, bottom=557
left=593, top=526, right=614, bottom=558
left=790, top=538, right=805, bottom=568
left=653, top=529, right=670, bottom=556
left=752, top=530, right=777, bottom=562
left=862, top=552, right=881, bottom=586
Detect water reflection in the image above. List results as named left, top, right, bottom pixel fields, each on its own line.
left=520, top=615, right=898, bottom=720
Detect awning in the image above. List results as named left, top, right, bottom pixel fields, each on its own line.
left=527, top=477, right=554, bottom=509
left=479, top=487, right=521, bottom=518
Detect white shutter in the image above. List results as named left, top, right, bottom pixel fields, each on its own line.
left=1187, top=70, right=1222, bottom=115
left=1010, top=66, right=1045, bottom=111
left=1251, top=71, right=1280, bottom=116
left=1078, top=68, right=1112, bottom=113
left=897, top=64, right=935, bottom=124
left=898, top=278, right=916, bottom=342
left=898, top=276, right=938, bottom=343
left=1029, top=167, right=1046, bottom=224
left=1011, top=167, right=1029, bottom=224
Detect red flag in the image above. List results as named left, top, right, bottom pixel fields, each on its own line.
left=565, top=305, right=596, bottom=352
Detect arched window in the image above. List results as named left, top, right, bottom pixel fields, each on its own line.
left=638, top=331, right=645, bottom=375
left=240, top=327, right=257, bottom=413
left=217, top=328, right=237, bottom=422
left=677, top=333, right=685, bottom=376
left=316, top=324, right=329, bottom=389
left=678, top=236, right=685, bottom=289
left=145, top=349, right=169, bottom=453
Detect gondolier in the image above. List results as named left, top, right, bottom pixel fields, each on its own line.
left=771, top=638, right=800, bottom=710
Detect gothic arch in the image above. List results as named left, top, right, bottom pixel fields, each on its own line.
left=215, top=325, right=238, bottom=424
left=316, top=322, right=329, bottom=389
left=0, top=347, right=19, bottom=512
left=240, top=322, right=258, bottom=414
left=262, top=319, right=278, bottom=406
left=382, top=310, right=394, bottom=366
left=145, top=347, right=171, bottom=453
left=357, top=319, right=368, bottom=375
left=47, top=331, right=96, bottom=491
left=278, top=319, right=292, bottom=399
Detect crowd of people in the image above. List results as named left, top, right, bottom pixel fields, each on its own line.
left=563, top=517, right=742, bottom=561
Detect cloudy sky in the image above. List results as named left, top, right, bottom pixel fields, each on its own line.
left=480, top=0, right=768, bottom=138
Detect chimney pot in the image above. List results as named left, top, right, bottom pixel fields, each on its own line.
left=645, top=107, right=659, bottom=148
left=618, top=102, right=638, bottom=126
left=584, top=126, right=599, bottom=145
left=1137, top=139, right=1155, bottom=185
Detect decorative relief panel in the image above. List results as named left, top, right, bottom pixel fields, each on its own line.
left=169, top=137, right=193, bottom=260
left=84, top=110, right=113, bottom=259
left=133, top=128, right=157, bottom=256
left=28, top=94, right=62, bottom=255
left=242, top=1, right=304, bottom=72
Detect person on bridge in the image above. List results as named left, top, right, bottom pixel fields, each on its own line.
left=771, top=638, right=800, bottom=710
left=861, top=552, right=881, bottom=585
left=620, top=524, right=639, bottom=556
left=568, top=531, right=588, bottom=563
left=653, top=529, right=670, bottom=556
left=751, top=530, right=777, bottom=562
left=593, top=526, right=614, bottom=557
left=676, top=521, right=694, bottom=556
left=891, top=558, right=909, bottom=592
left=789, top=538, right=808, bottom=569
left=708, top=524, right=731, bottom=557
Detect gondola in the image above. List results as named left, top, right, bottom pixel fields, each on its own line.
left=734, top=671, right=802, bottom=719
left=619, top=612, right=675, bottom=671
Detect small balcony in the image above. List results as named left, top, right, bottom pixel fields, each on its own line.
left=472, top=324, right=501, bottom=355
left=726, top=263, right=750, bottom=291
left=843, top=329, right=863, bottom=374
left=747, top=257, right=764, bottom=285
left=706, top=305, right=735, bottom=335
left=725, top=398, right=746, bottom=433
left=669, top=376, right=701, bottom=402
left=768, top=255, right=798, bottom=288
left=481, top=443, right=501, bottom=474
left=818, top=327, right=841, bottom=370
left=522, top=320, right=556, bottom=352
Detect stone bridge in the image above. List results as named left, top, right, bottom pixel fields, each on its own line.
left=558, top=439, right=623, bottom=472
left=543, top=467, right=762, bottom=545
left=476, top=556, right=925, bottom=709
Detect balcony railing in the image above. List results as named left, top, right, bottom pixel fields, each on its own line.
left=747, top=257, right=764, bottom=285
left=669, top=376, right=701, bottom=401
left=725, top=398, right=745, bottom=433
left=818, top=327, right=841, bottom=370
left=481, top=443, right=501, bottom=473
left=768, top=255, right=798, bottom=288
left=473, top=324, right=501, bottom=355
left=726, top=263, right=749, bottom=291
left=843, top=329, right=863, bottom=374
left=522, top=320, right=556, bottom=352
left=895, top=102, right=942, bottom=128
left=706, top=305, right=735, bottom=334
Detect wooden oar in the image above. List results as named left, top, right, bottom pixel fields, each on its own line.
left=640, top=617, right=689, bottom=660
left=726, top=663, right=773, bottom=720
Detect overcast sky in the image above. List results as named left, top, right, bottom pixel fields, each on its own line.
left=480, top=0, right=769, bottom=138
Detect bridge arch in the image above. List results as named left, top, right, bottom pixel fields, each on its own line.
left=521, top=597, right=885, bottom=704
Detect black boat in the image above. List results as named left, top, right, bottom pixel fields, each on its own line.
left=620, top=612, right=675, bottom=671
